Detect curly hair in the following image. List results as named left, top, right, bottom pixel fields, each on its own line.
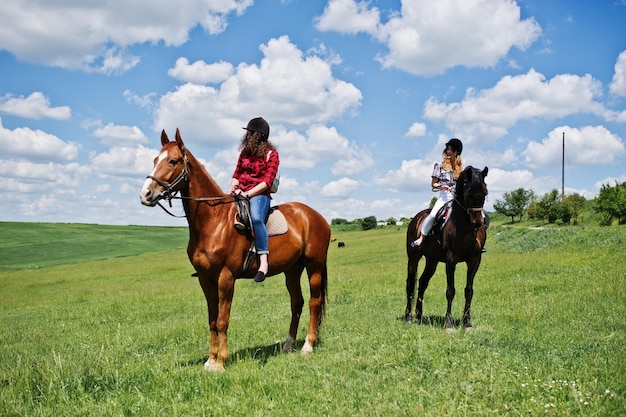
left=442, top=153, right=463, bottom=180
left=239, top=132, right=276, bottom=159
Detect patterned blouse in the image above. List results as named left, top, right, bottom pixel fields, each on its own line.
left=431, top=161, right=456, bottom=197
left=233, top=150, right=280, bottom=196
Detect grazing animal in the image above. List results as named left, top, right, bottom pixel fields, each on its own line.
left=338, top=241, right=345, bottom=248
left=140, top=129, right=330, bottom=371
left=405, top=166, right=488, bottom=331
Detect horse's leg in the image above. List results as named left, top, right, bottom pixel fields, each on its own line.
left=198, top=275, right=222, bottom=371
left=283, top=264, right=305, bottom=353
left=404, top=252, right=421, bottom=322
left=200, top=272, right=235, bottom=371
left=444, top=262, right=457, bottom=332
left=301, top=263, right=327, bottom=355
left=416, top=257, right=438, bottom=324
left=463, top=257, right=482, bottom=329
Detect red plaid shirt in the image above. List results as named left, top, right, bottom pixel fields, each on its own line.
left=233, top=150, right=280, bottom=196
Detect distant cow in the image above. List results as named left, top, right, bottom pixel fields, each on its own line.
left=338, top=241, right=345, bottom=248
left=330, top=238, right=337, bottom=242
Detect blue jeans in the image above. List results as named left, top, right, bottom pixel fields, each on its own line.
left=249, top=194, right=270, bottom=254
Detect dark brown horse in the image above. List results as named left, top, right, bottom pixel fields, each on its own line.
left=404, top=166, right=488, bottom=331
left=140, top=129, right=330, bottom=371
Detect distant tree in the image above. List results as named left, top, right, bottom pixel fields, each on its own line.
left=564, top=193, right=587, bottom=225
left=331, top=218, right=349, bottom=225
left=493, top=188, right=534, bottom=223
left=531, top=189, right=561, bottom=223
left=386, top=217, right=397, bottom=225
left=594, top=182, right=626, bottom=225
left=361, top=216, right=377, bottom=231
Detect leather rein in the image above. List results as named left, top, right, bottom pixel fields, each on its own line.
left=146, top=150, right=236, bottom=218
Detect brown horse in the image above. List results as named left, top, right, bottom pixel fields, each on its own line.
left=404, top=166, right=488, bottom=331
left=140, top=129, right=330, bottom=371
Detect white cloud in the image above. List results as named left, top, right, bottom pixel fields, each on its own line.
left=320, top=177, right=360, bottom=198
left=0, top=0, right=253, bottom=72
left=424, top=69, right=606, bottom=143
left=155, top=36, right=363, bottom=147
left=0, top=92, right=71, bottom=120
left=0, top=118, right=79, bottom=161
left=405, top=122, right=426, bottom=138
left=92, top=123, right=149, bottom=146
left=315, top=0, right=380, bottom=35
left=609, top=50, right=626, bottom=97
left=168, top=57, right=234, bottom=84
left=90, top=145, right=159, bottom=177
left=316, top=0, right=541, bottom=75
left=523, top=126, right=624, bottom=169
left=1, top=160, right=90, bottom=192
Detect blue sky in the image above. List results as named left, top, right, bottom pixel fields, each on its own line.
left=1, top=0, right=625, bottom=226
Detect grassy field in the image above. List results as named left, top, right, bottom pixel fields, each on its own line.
left=0, top=222, right=624, bottom=416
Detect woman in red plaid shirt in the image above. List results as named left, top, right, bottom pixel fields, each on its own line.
left=229, top=117, right=280, bottom=283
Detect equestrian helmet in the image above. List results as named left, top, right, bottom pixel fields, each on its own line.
left=243, top=117, right=270, bottom=140
left=445, top=138, right=463, bottom=154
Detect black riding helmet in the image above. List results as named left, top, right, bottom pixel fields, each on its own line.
left=445, top=138, right=463, bottom=155
left=242, top=117, right=270, bottom=140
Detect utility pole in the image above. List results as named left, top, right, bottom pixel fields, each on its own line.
left=562, top=131, right=565, bottom=201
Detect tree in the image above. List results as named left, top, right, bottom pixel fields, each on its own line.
left=493, top=188, right=534, bottom=223
left=564, top=193, right=587, bottom=225
left=331, top=218, right=349, bottom=225
left=594, top=182, right=626, bottom=225
left=361, top=216, right=377, bottom=231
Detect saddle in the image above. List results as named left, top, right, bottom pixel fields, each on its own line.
left=430, top=201, right=453, bottom=238
left=235, top=198, right=288, bottom=274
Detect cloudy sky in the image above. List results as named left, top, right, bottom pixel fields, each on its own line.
left=1, top=0, right=625, bottom=226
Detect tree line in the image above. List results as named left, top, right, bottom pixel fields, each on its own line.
left=493, top=181, right=626, bottom=225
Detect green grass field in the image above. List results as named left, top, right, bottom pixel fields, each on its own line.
left=0, top=222, right=624, bottom=416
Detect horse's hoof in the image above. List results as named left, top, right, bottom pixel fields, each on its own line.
left=283, top=335, right=296, bottom=353
left=203, top=359, right=225, bottom=372
left=464, top=325, right=473, bottom=331
left=300, top=336, right=314, bottom=355
left=444, top=327, right=454, bottom=334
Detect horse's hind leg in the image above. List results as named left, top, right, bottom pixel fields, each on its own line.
left=405, top=253, right=421, bottom=322
left=283, top=265, right=305, bottom=353
left=444, top=262, right=458, bottom=331
left=300, top=263, right=327, bottom=355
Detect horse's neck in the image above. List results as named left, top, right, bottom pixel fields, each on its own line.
left=185, top=152, right=225, bottom=198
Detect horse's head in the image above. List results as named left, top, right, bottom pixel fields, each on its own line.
left=456, top=166, right=488, bottom=228
left=140, top=129, right=188, bottom=207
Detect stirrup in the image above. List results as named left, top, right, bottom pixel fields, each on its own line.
left=234, top=213, right=245, bottom=231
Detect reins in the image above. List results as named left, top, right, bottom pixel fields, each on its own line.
left=147, top=149, right=239, bottom=218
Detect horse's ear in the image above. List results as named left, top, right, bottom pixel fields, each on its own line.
left=161, top=129, right=169, bottom=146
left=175, top=128, right=186, bottom=151
left=482, top=167, right=488, bottom=178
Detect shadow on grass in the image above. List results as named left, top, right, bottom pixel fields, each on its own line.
left=397, top=314, right=461, bottom=329
left=180, top=338, right=316, bottom=367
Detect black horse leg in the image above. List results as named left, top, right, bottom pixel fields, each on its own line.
left=463, top=259, right=481, bottom=329
left=444, top=262, right=457, bottom=330
left=416, top=257, right=438, bottom=324
left=404, top=254, right=420, bottom=322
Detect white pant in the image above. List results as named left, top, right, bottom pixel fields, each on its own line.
left=421, top=191, right=453, bottom=236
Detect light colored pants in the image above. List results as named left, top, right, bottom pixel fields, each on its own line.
left=421, top=192, right=452, bottom=236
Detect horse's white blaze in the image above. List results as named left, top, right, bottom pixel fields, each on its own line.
left=140, top=151, right=168, bottom=203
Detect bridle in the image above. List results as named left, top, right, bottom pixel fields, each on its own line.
left=146, top=149, right=235, bottom=217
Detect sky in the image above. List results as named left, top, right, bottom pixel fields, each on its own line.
left=1, top=0, right=625, bottom=227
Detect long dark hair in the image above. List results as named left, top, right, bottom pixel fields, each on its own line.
left=240, top=131, right=275, bottom=159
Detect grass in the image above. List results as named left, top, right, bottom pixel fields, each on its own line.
left=0, top=222, right=624, bottom=416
